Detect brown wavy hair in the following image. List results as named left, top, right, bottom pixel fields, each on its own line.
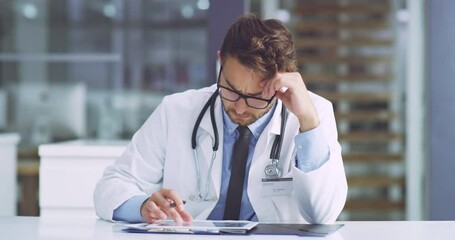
left=220, top=14, right=297, bottom=80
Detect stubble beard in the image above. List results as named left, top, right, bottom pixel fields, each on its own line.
left=224, top=100, right=275, bottom=126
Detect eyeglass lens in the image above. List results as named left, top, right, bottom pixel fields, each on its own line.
left=219, top=87, right=270, bottom=109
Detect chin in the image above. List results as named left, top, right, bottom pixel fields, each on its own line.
left=235, top=120, right=252, bottom=126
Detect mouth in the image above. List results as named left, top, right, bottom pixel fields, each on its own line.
left=234, top=113, right=248, bottom=119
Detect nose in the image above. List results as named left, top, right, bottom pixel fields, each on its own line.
left=234, top=98, right=248, bottom=114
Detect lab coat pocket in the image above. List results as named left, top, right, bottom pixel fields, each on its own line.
left=270, top=194, right=305, bottom=222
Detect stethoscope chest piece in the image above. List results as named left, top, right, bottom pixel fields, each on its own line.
left=264, top=159, right=282, bottom=178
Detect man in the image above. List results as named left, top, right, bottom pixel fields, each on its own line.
left=94, top=14, right=347, bottom=224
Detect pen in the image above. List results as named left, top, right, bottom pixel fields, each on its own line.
left=169, top=200, right=187, bottom=208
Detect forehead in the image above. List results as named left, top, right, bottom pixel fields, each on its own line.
left=222, top=57, right=263, bottom=85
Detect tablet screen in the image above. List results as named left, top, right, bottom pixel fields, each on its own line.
left=150, top=220, right=257, bottom=231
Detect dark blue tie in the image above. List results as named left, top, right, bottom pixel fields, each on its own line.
left=223, top=126, right=252, bottom=220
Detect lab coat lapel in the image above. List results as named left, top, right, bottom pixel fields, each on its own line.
left=251, top=102, right=282, bottom=166
left=249, top=102, right=283, bottom=221
left=196, top=97, right=224, bottom=199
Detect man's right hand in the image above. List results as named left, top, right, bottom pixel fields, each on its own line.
left=140, top=188, right=193, bottom=224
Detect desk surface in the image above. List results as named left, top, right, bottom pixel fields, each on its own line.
left=1, top=216, right=454, bottom=240
left=39, top=139, right=129, bottom=158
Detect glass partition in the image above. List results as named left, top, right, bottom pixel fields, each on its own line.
left=0, top=0, right=209, bottom=144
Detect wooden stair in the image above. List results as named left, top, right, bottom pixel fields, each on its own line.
left=304, top=73, right=393, bottom=83
left=298, top=56, right=392, bottom=64
left=318, top=92, right=393, bottom=103
left=336, top=110, right=398, bottom=122
left=295, top=38, right=393, bottom=48
left=343, top=152, right=402, bottom=163
left=294, top=21, right=390, bottom=31
left=339, top=131, right=402, bottom=142
left=344, top=199, right=405, bottom=211
left=348, top=176, right=405, bottom=187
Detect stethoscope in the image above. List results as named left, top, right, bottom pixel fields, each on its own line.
left=190, top=89, right=288, bottom=201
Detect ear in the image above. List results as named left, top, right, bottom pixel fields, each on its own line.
left=217, top=51, right=221, bottom=63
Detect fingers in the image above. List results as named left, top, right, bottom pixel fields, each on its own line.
left=179, top=210, right=194, bottom=223
left=260, top=72, right=303, bottom=99
left=260, top=73, right=282, bottom=99
left=160, top=189, right=186, bottom=211
left=259, top=72, right=319, bottom=131
left=140, top=199, right=167, bottom=223
left=140, top=188, right=192, bottom=224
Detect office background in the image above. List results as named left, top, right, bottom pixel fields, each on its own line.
left=0, top=0, right=453, bottom=221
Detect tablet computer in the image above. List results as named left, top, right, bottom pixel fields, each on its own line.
left=124, top=220, right=258, bottom=233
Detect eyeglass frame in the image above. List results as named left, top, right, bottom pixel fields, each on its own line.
left=216, top=66, right=276, bottom=110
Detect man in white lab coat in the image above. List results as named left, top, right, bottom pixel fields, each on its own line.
left=94, top=14, right=347, bottom=224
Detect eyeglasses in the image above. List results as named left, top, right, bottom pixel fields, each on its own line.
left=217, top=67, right=275, bottom=109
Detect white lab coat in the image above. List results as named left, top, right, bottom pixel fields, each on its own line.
left=94, top=84, right=347, bottom=223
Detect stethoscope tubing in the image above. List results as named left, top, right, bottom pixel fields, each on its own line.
left=191, top=91, right=219, bottom=151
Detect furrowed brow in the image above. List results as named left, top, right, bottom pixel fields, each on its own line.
left=224, top=77, right=263, bottom=97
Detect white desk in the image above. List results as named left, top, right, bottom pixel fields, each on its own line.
left=0, top=217, right=454, bottom=240
left=39, top=139, right=128, bottom=218
left=0, top=133, right=20, bottom=216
